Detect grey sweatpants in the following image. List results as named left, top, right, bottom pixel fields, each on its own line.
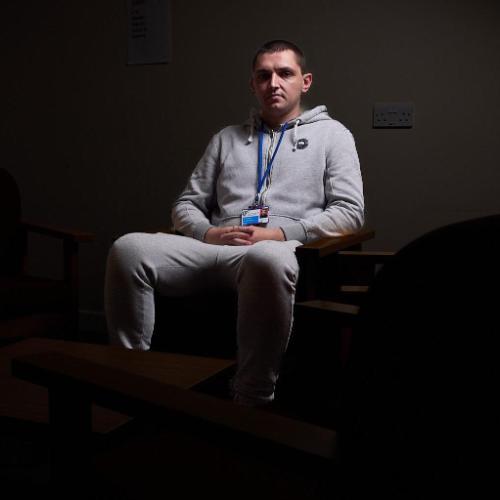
left=104, top=233, right=301, bottom=404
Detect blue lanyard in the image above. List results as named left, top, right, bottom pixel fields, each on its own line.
left=256, top=123, right=287, bottom=203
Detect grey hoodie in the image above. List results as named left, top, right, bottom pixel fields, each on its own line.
left=172, top=105, right=364, bottom=243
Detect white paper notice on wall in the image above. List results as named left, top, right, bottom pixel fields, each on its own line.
left=127, top=0, right=171, bottom=65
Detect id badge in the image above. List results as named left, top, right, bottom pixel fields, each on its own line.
left=241, top=205, right=270, bottom=226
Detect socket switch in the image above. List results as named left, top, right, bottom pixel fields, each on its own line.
left=373, top=102, right=414, bottom=128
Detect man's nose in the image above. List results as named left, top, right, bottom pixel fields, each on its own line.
left=270, top=73, right=279, bottom=88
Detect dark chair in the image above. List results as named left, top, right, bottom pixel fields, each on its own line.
left=12, top=215, right=500, bottom=498
left=0, top=168, right=93, bottom=344
left=340, top=214, right=500, bottom=497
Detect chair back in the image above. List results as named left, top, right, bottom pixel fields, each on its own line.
left=341, top=215, right=500, bottom=497
left=0, top=169, right=26, bottom=276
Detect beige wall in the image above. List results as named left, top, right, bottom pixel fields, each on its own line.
left=3, top=0, right=500, bottom=316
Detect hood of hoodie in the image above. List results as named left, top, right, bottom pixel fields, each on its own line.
left=287, top=105, right=331, bottom=126
left=246, top=105, right=332, bottom=149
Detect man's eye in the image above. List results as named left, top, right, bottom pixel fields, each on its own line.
left=257, top=73, right=270, bottom=82
left=280, top=71, right=293, bottom=78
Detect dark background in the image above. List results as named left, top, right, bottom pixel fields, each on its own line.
left=3, top=0, right=500, bottom=328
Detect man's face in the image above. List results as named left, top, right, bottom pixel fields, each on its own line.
left=250, top=49, right=312, bottom=125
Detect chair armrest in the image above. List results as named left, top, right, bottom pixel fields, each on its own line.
left=11, top=351, right=337, bottom=461
left=21, top=221, right=93, bottom=332
left=296, top=228, right=375, bottom=259
left=295, top=229, right=375, bottom=300
left=21, top=220, right=94, bottom=242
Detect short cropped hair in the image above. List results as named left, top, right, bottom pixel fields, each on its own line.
left=252, top=40, right=307, bottom=73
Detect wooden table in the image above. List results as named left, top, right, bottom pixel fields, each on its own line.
left=1, top=337, right=235, bottom=434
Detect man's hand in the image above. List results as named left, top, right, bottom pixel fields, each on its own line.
left=204, top=225, right=285, bottom=245
left=242, top=226, right=286, bottom=244
left=204, top=226, right=253, bottom=245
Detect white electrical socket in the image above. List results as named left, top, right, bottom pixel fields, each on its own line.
left=373, top=102, right=414, bottom=128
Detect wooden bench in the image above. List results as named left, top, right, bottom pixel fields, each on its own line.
left=11, top=348, right=336, bottom=493
left=1, top=337, right=235, bottom=434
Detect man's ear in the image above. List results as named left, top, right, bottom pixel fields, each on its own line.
left=249, top=77, right=255, bottom=94
left=302, top=73, right=313, bottom=94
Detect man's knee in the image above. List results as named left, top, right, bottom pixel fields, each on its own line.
left=107, top=233, right=149, bottom=272
left=242, top=241, right=299, bottom=284
left=109, top=233, right=144, bottom=259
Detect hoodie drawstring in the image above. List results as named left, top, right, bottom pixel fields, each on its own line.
left=247, top=109, right=257, bottom=144
left=292, top=119, right=301, bottom=151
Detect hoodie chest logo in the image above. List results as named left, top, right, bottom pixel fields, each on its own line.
left=296, top=138, right=309, bottom=150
